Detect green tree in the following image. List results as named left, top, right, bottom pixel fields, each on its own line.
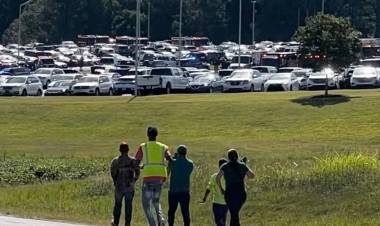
left=293, top=13, right=361, bottom=69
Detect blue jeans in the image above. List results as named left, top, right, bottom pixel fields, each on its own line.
left=212, top=203, right=228, bottom=226
left=113, top=190, right=134, bottom=226
left=142, top=181, right=165, bottom=226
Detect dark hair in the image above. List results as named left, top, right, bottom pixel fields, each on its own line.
left=147, top=127, right=158, bottom=139
left=227, top=149, right=239, bottom=163
left=218, top=158, right=227, bottom=167
left=119, top=142, right=129, bottom=153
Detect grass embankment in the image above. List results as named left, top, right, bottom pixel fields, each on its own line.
left=1, top=90, right=380, bottom=225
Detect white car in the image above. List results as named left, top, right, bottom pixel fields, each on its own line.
left=293, top=69, right=312, bottom=89
left=72, top=75, right=114, bottom=96
left=223, top=69, right=262, bottom=92
left=229, top=55, right=253, bottom=69
left=307, top=70, right=337, bottom=90
left=33, top=68, right=65, bottom=88
left=252, top=66, right=278, bottom=82
left=264, top=73, right=300, bottom=91
left=137, top=67, right=190, bottom=94
left=0, top=75, right=43, bottom=96
left=351, top=67, right=379, bottom=88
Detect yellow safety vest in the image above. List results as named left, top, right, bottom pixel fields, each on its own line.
left=142, top=141, right=167, bottom=178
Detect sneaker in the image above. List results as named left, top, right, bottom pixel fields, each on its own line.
left=110, top=220, right=118, bottom=226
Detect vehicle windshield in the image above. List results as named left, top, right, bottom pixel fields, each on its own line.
left=231, top=72, right=252, bottom=79
left=253, top=67, right=269, bottom=73
left=52, top=75, right=74, bottom=81
left=34, top=69, right=52, bottom=74
left=52, top=81, right=71, bottom=87
left=78, top=77, right=98, bottom=83
left=272, top=74, right=291, bottom=80
left=127, top=70, right=149, bottom=75
left=232, top=56, right=251, bottom=64
left=100, top=58, right=114, bottom=65
left=193, top=75, right=214, bottom=83
left=278, top=68, right=297, bottom=73
left=354, top=68, right=377, bottom=76
left=6, top=77, right=26, bottom=83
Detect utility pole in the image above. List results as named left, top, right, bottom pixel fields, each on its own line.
left=238, top=0, right=242, bottom=68
left=252, top=1, right=256, bottom=46
left=178, top=0, right=183, bottom=66
left=147, top=1, right=151, bottom=40
left=18, top=0, right=35, bottom=64
left=322, top=0, right=325, bottom=14
left=134, top=0, right=141, bottom=97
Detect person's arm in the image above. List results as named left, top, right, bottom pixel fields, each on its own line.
left=110, top=159, right=118, bottom=185
left=201, top=189, right=211, bottom=203
left=134, top=160, right=141, bottom=181
left=216, top=170, right=225, bottom=195
left=246, top=168, right=255, bottom=179
left=134, top=146, right=143, bottom=167
left=164, top=146, right=173, bottom=162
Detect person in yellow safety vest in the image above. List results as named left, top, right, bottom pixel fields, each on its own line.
left=135, top=127, right=172, bottom=226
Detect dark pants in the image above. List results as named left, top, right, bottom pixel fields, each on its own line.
left=168, top=192, right=191, bottom=226
left=113, top=190, right=134, bottom=226
left=224, top=190, right=247, bottom=226
left=212, top=203, right=228, bottom=226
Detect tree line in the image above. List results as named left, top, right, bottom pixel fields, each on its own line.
left=1, top=0, right=380, bottom=44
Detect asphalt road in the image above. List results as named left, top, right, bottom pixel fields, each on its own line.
left=0, top=215, right=91, bottom=226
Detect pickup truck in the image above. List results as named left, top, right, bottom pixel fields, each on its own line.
left=136, top=67, right=190, bottom=94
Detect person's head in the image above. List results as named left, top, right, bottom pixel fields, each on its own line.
left=147, top=127, right=158, bottom=141
left=176, top=145, right=188, bottom=157
left=227, top=149, right=239, bottom=163
left=119, top=141, right=129, bottom=154
left=218, top=158, right=227, bottom=168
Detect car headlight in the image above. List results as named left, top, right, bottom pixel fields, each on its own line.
left=203, top=83, right=209, bottom=87
left=242, top=81, right=248, bottom=85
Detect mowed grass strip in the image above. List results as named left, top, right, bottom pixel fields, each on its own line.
left=1, top=90, right=380, bottom=225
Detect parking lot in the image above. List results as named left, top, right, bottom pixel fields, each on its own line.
left=1, top=36, right=380, bottom=97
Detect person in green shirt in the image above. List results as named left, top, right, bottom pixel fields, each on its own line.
left=201, top=158, right=228, bottom=226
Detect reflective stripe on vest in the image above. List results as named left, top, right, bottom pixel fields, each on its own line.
left=142, top=142, right=167, bottom=178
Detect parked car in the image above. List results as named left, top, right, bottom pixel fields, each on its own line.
left=0, top=67, right=30, bottom=76
left=45, top=80, right=76, bottom=96
left=72, top=75, right=114, bottom=96
left=187, top=73, right=224, bottom=93
left=264, top=73, right=300, bottom=91
left=351, top=67, right=379, bottom=88
left=223, top=69, right=262, bottom=92
left=307, top=69, right=337, bottom=90
left=252, top=66, right=277, bottom=81
left=278, top=67, right=303, bottom=73
left=33, top=68, right=65, bottom=88
left=136, top=67, right=190, bottom=94
left=292, top=69, right=312, bottom=90
left=228, top=55, right=254, bottom=69
left=114, top=75, right=137, bottom=95
left=0, top=75, right=43, bottom=96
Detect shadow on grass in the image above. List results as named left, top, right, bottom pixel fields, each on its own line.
left=291, top=94, right=360, bottom=108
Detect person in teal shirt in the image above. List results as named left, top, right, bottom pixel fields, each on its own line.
left=168, top=145, right=194, bottom=226
left=201, top=158, right=228, bottom=226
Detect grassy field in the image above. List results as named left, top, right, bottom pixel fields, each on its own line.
left=1, top=90, right=380, bottom=225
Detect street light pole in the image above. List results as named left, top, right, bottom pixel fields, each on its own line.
left=251, top=1, right=256, bottom=46
left=322, top=0, right=325, bottom=14
left=178, top=0, right=183, bottom=66
left=134, top=0, right=141, bottom=97
left=147, top=1, right=151, bottom=40
left=18, top=0, right=35, bottom=64
left=238, top=0, right=242, bottom=68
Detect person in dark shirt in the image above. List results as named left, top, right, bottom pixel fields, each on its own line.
left=167, top=145, right=194, bottom=226
left=111, top=142, right=141, bottom=226
left=216, top=149, right=254, bottom=226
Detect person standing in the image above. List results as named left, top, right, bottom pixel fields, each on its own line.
left=201, top=159, right=228, bottom=226
left=135, top=127, right=172, bottom=226
left=216, top=149, right=254, bottom=226
left=111, top=142, right=141, bottom=226
left=167, top=145, right=194, bottom=226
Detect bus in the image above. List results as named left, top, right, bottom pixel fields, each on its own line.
left=261, top=52, right=299, bottom=69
